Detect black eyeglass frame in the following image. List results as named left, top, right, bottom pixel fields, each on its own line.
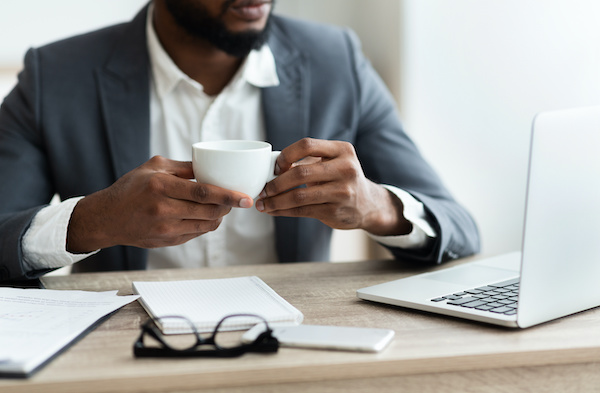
left=133, top=313, right=279, bottom=358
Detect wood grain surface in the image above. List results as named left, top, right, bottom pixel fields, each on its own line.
left=1, top=256, right=598, bottom=393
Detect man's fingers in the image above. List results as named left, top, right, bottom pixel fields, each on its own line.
left=157, top=198, right=231, bottom=221
left=146, top=155, right=195, bottom=179
left=160, top=175, right=253, bottom=208
left=257, top=202, right=356, bottom=227
left=188, top=183, right=254, bottom=208
left=276, top=138, right=353, bottom=172
left=258, top=182, right=349, bottom=213
left=262, top=155, right=359, bottom=201
left=141, top=219, right=221, bottom=248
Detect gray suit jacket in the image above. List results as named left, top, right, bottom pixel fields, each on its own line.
left=0, top=6, right=479, bottom=281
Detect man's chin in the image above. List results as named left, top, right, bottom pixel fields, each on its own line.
left=216, top=28, right=270, bottom=58
left=164, top=0, right=274, bottom=57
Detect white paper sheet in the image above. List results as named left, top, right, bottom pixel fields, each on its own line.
left=0, top=287, right=138, bottom=377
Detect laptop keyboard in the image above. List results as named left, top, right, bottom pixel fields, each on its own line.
left=430, top=277, right=520, bottom=315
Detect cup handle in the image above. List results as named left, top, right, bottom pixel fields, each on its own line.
left=268, top=151, right=281, bottom=182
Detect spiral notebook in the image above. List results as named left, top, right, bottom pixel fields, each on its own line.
left=132, top=276, right=304, bottom=334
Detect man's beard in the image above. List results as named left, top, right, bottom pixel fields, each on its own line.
left=164, top=0, right=274, bottom=58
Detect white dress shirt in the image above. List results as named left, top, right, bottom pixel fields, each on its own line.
left=22, top=8, right=435, bottom=271
left=144, top=6, right=280, bottom=269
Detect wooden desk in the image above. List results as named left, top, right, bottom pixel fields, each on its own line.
left=2, top=257, right=600, bottom=393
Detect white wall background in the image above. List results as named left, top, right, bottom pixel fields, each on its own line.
left=2, top=0, right=600, bottom=261
left=400, top=1, right=600, bottom=255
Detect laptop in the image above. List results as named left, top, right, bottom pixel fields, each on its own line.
left=357, top=105, right=600, bottom=328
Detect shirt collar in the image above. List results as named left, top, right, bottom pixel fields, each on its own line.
left=146, top=4, right=279, bottom=99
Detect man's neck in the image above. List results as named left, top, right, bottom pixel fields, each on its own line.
left=152, top=2, right=244, bottom=96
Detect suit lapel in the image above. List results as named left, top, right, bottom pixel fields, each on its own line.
left=262, top=20, right=309, bottom=151
left=96, top=6, right=150, bottom=180
left=263, top=19, right=310, bottom=262
left=95, top=6, right=150, bottom=270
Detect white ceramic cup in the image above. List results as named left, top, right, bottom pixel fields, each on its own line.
left=192, top=140, right=280, bottom=198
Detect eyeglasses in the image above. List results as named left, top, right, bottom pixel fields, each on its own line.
left=133, top=313, right=279, bottom=358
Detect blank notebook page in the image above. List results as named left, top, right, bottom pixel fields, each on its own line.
left=132, top=276, right=303, bottom=334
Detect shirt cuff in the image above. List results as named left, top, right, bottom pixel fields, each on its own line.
left=367, top=185, right=437, bottom=250
left=22, top=196, right=99, bottom=270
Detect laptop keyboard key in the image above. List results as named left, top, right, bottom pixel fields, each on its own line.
left=447, top=297, right=479, bottom=305
left=433, top=278, right=521, bottom=316
left=460, top=300, right=488, bottom=308
left=489, top=306, right=514, bottom=314
left=474, top=286, right=496, bottom=292
left=498, top=299, right=516, bottom=305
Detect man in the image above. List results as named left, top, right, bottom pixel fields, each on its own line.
left=0, top=0, right=479, bottom=281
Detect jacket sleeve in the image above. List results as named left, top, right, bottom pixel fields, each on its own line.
left=0, top=48, right=58, bottom=281
left=344, top=29, right=481, bottom=263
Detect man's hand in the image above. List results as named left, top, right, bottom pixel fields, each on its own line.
left=255, top=138, right=413, bottom=236
left=67, top=156, right=253, bottom=253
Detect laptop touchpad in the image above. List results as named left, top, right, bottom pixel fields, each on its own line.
left=424, top=265, right=517, bottom=286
